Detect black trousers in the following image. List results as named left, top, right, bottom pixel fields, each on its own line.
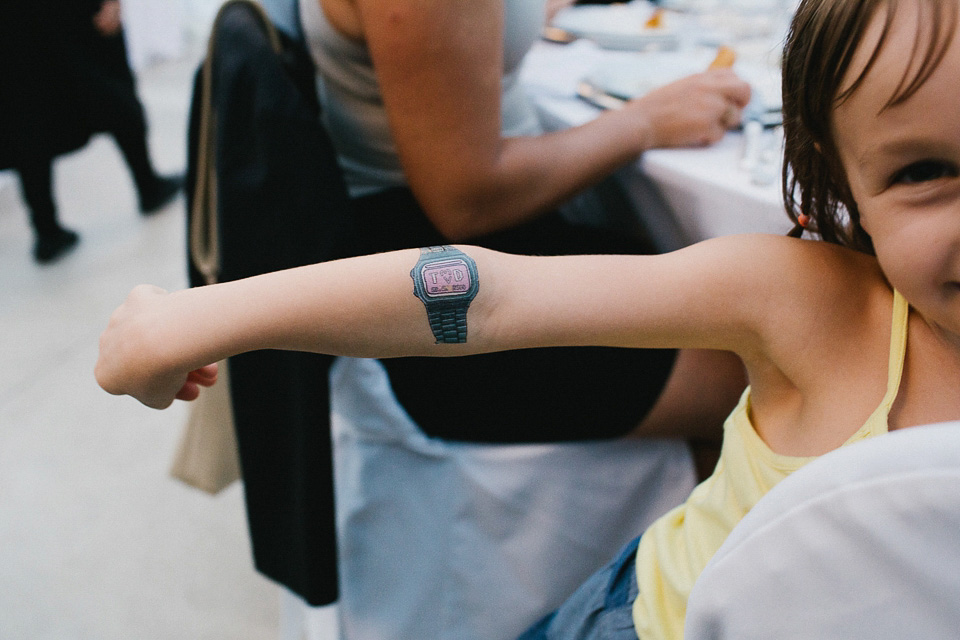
left=72, top=33, right=158, bottom=195
left=12, top=33, right=158, bottom=237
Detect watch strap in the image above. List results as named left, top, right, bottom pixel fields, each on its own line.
left=427, top=305, right=469, bottom=344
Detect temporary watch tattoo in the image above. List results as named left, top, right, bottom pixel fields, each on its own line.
left=410, top=246, right=480, bottom=343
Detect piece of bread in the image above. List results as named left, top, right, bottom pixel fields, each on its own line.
left=708, top=45, right=736, bottom=69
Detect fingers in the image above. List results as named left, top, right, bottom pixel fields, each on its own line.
left=696, top=122, right=730, bottom=147
left=176, top=364, right=219, bottom=402
left=175, top=382, right=202, bottom=402
left=703, top=43, right=751, bottom=107
left=701, top=70, right=750, bottom=130
left=686, top=82, right=745, bottom=136
left=187, top=363, right=219, bottom=387
left=173, top=364, right=220, bottom=403
left=721, top=103, right=742, bottom=129
left=706, top=69, right=752, bottom=107
left=630, top=68, right=751, bottom=148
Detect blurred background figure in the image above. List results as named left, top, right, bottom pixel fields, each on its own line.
left=0, top=0, right=183, bottom=264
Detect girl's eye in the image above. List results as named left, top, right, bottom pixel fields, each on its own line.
left=891, top=160, right=958, bottom=185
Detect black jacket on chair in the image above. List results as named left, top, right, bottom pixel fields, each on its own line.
left=185, top=1, right=354, bottom=606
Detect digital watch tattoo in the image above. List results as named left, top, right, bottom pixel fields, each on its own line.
left=410, top=245, right=479, bottom=343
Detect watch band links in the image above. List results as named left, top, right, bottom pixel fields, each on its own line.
left=428, top=306, right=469, bottom=343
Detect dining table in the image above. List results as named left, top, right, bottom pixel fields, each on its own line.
left=519, top=1, right=796, bottom=248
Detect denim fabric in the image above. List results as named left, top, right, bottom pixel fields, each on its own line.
left=517, top=535, right=642, bottom=640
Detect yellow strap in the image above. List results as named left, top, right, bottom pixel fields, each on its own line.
left=880, top=289, right=910, bottom=411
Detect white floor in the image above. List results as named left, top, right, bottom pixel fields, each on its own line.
left=0, top=47, right=290, bottom=640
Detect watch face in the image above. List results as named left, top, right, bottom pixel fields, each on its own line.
left=419, top=258, right=474, bottom=298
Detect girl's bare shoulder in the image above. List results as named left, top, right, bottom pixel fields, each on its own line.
left=713, top=233, right=885, bottom=305
left=688, top=233, right=886, bottom=319
left=729, top=236, right=901, bottom=454
left=701, top=233, right=891, bottom=377
left=735, top=234, right=892, bottom=376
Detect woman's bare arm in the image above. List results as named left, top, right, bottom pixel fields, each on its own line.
left=347, top=0, right=751, bottom=239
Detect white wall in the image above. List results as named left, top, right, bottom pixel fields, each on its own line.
left=123, top=0, right=232, bottom=70
left=181, top=0, right=228, bottom=43
left=123, top=0, right=187, bottom=70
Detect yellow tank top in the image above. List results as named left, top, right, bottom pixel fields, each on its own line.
left=631, top=289, right=909, bottom=640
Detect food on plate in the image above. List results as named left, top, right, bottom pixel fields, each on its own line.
left=644, top=7, right=666, bottom=29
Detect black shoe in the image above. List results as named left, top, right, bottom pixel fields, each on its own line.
left=139, top=173, right=184, bottom=215
left=34, top=228, right=80, bottom=264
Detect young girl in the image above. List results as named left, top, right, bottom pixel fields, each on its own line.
left=95, top=0, right=960, bottom=638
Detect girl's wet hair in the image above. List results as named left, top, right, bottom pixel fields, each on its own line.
left=781, top=0, right=958, bottom=254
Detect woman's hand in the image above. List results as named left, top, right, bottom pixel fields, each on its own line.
left=346, top=0, right=753, bottom=239
left=626, top=69, right=752, bottom=149
left=95, top=285, right=218, bottom=410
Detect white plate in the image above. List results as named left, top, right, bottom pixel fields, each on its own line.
left=551, top=3, right=682, bottom=51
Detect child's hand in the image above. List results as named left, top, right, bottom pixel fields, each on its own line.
left=175, top=363, right=220, bottom=402
left=95, top=285, right=218, bottom=409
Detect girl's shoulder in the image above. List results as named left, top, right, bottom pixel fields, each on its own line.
left=705, top=233, right=892, bottom=373
left=693, top=233, right=886, bottom=317
left=750, top=230, right=888, bottom=311
left=724, top=235, right=897, bottom=455
left=773, top=235, right=888, bottom=313
left=714, top=232, right=878, bottom=272
left=710, top=233, right=885, bottom=301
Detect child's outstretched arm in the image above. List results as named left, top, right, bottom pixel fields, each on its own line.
left=95, top=236, right=828, bottom=410
left=96, top=246, right=506, bottom=408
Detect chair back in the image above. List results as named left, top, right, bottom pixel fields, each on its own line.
left=686, top=422, right=960, bottom=639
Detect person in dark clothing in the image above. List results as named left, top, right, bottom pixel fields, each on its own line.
left=0, top=0, right=182, bottom=263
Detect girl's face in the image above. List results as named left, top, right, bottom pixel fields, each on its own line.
left=833, top=3, right=960, bottom=346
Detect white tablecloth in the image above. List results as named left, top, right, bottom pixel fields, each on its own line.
left=520, top=40, right=791, bottom=244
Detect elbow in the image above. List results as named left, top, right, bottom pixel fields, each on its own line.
left=415, top=173, right=533, bottom=241
left=417, top=188, right=503, bottom=242
left=428, top=209, right=485, bottom=242
left=408, top=152, right=536, bottom=240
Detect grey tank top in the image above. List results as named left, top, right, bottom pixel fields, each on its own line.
left=299, top=0, right=546, bottom=196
